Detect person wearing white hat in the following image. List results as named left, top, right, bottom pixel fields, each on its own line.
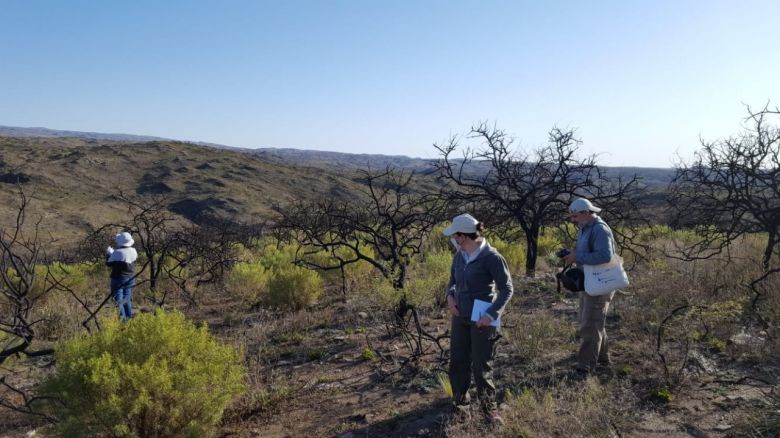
left=443, top=213, right=513, bottom=425
left=105, top=231, right=138, bottom=320
left=562, top=198, right=617, bottom=377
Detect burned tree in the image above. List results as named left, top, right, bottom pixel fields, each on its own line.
left=0, top=188, right=60, bottom=421
left=162, top=218, right=252, bottom=306
left=669, top=105, right=780, bottom=310
left=0, top=189, right=58, bottom=365
left=85, top=191, right=179, bottom=306
left=434, top=122, right=643, bottom=277
left=276, top=167, right=445, bottom=291
left=276, top=167, right=448, bottom=364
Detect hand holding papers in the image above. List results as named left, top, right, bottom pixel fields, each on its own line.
left=471, top=299, right=500, bottom=328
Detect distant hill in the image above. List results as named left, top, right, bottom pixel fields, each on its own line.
left=0, top=136, right=366, bottom=246
left=0, top=126, right=676, bottom=247
left=0, top=125, right=172, bottom=143
left=0, top=125, right=234, bottom=150
left=0, top=125, right=676, bottom=186
left=252, top=148, right=676, bottom=188
left=252, top=148, right=437, bottom=173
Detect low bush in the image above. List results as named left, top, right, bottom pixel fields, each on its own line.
left=402, top=249, right=452, bottom=309
left=266, top=265, right=322, bottom=310
left=226, top=262, right=271, bottom=307
left=489, top=237, right=526, bottom=275
left=38, top=310, right=246, bottom=438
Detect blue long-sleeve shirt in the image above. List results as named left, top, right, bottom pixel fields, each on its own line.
left=575, top=216, right=616, bottom=266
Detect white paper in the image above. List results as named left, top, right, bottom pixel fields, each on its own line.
left=470, top=299, right=500, bottom=328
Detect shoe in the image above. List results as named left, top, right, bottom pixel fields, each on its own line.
left=573, top=367, right=590, bottom=380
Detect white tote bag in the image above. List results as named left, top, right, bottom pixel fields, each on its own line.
left=584, top=255, right=629, bottom=296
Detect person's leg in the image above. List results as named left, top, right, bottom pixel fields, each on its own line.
left=110, top=278, right=128, bottom=320
left=577, top=293, right=609, bottom=372
left=597, top=293, right=614, bottom=365
left=121, top=279, right=134, bottom=319
left=449, top=316, right=472, bottom=407
left=471, top=324, right=499, bottom=414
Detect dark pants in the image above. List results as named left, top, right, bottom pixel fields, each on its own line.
left=448, top=315, right=499, bottom=413
left=577, top=291, right=614, bottom=371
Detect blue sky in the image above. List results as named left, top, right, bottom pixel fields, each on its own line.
left=1, top=1, right=778, bottom=167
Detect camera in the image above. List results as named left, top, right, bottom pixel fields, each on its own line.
left=555, top=248, right=570, bottom=258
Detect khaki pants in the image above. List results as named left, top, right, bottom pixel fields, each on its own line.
left=448, top=316, right=499, bottom=413
left=577, top=291, right=614, bottom=371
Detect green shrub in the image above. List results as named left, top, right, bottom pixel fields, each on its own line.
left=276, top=331, right=305, bottom=344
left=537, top=231, right=564, bottom=258
left=266, top=265, right=322, bottom=310
left=402, top=249, right=452, bottom=309
left=39, top=310, right=246, bottom=438
left=226, top=262, right=271, bottom=306
left=258, top=243, right=298, bottom=271
left=360, top=347, right=376, bottom=361
left=489, top=237, right=526, bottom=275
left=708, top=337, right=726, bottom=352
left=306, top=348, right=325, bottom=361
left=649, top=386, right=673, bottom=403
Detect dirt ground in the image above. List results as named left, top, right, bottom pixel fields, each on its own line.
left=2, top=277, right=777, bottom=438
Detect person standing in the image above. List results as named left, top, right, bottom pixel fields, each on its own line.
left=443, top=213, right=514, bottom=425
left=106, top=231, right=138, bottom=320
left=562, top=198, right=617, bottom=376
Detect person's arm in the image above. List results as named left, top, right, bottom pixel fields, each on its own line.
left=446, top=256, right=459, bottom=316
left=485, top=254, right=514, bottom=321
left=105, top=247, right=116, bottom=266
left=576, top=224, right=614, bottom=265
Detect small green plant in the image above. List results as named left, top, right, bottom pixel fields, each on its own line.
left=247, top=385, right=293, bottom=413
left=307, top=348, right=325, bottom=361
left=38, top=310, right=246, bottom=438
left=650, top=386, right=673, bottom=404
left=708, top=337, right=726, bottom=352
left=276, top=331, right=305, bottom=344
left=360, top=347, right=376, bottom=361
left=616, top=365, right=633, bottom=377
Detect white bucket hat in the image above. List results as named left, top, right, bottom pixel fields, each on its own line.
left=569, top=198, right=602, bottom=213
left=115, top=232, right=135, bottom=247
left=443, top=213, right=479, bottom=236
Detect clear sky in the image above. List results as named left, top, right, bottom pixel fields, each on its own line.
left=1, top=1, right=778, bottom=167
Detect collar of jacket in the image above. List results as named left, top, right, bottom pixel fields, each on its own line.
left=459, top=240, right=495, bottom=263
left=580, top=216, right=605, bottom=231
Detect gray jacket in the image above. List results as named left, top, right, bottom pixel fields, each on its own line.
left=446, top=241, right=514, bottom=321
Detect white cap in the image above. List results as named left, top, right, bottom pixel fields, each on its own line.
left=443, top=213, right=479, bottom=236
left=569, top=198, right=601, bottom=213
left=115, top=232, right=135, bottom=247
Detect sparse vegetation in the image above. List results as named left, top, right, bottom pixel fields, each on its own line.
left=37, top=310, right=246, bottom=437
left=2, top=116, right=779, bottom=437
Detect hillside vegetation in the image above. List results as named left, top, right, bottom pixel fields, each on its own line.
left=0, top=121, right=777, bottom=438
left=0, top=136, right=365, bottom=244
